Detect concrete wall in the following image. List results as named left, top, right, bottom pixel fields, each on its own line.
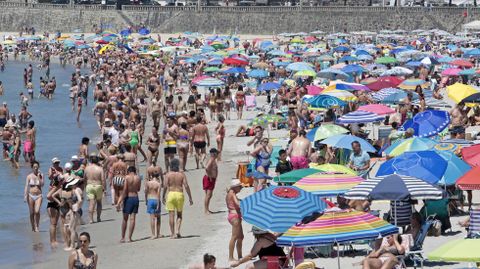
left=0, top=3, right=477, bottom=34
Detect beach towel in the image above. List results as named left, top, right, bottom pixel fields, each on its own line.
left=245, top=95, right=256, bottom=110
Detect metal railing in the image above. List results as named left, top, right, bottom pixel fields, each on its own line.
left=0, top=2, right=116, bottom=9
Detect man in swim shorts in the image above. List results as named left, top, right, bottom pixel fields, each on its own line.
left=145, top=173, right=162, bottom=239
left=287, top=130, right=312, bottom=170
left=84, top=153, right=106, bottom=224
left=163, top=159, right=193, bottom=239
left=203, top=148, right=218, bottom=215
left=191, top=115, right=210, bottom=169
left=117, top=166, right=141, bottom=243
left=0, top=102, right=8, bottom=129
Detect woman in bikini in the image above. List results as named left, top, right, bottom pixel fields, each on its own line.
left=215, top=114, right=226, bottom=161
left=47, top=158, right=63, bottom=248
left=224, top=86, right=232, bottom=120
left=146, top=127, right=160, bottom=166
left=68, top=232, right=98, bottom=269
left=24, top=160, right=44, bottom=232
left=177, top=122, right=190, bottom=172
left=226, top=180, right=244, bottom=262
left=215, top=88, right=224, bottom=117
left=235, top=85, right=246, bottom=120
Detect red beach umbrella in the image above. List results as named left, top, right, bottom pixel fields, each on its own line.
left=461, top=144, right=480, bottom=167
left=457, top=166, right=480, bottom=190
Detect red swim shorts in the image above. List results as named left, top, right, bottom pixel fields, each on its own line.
left=203, top=175, right=216, bottom=191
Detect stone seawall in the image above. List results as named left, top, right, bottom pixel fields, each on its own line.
left=0, top=3, right=477, bottom=34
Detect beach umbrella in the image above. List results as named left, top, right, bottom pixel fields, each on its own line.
left=310, top=164, right=357, bottom=175
left=252, top=62, right=269, bottom=69
left=398, top=79, right=429, bottom=90
left=401, top=110, right=450, bottom=138
left=457, top=166, right=480, bottom=190
left=449, top=58, right=474, bottom=68
left=357, top=54, right=373, bottom=61
left=461, top=144, right=480, bottom=167
left=223, top=57, right=249, bottom=66
left=306, top=124, right=349, bottom=142
left=286, top=62, right=314, bottom=72
left=420, top=56, right=440, bottom=65
left=366, top=76, right=403, bottom=91
left=138, top=28, right=150, bottom=35
left=294, top=172, right=364, bottom=197
left=318, top=54, right=335, bottom=62
left=221, top=67, right=246, bottom=74
left=434, top=142, right=459, bottom=152
left=119, top=29, right=131, bottom=36
left=447, top=83, right=479, bottom=104
left=305, top=95, right=347, bottom=109
left=357, top=104, right=395, bottom=115
left=276, top=209, right=399, bottom=247
left=376, top=150, right=448, bottom=184
left=372, top=87, right=418, bottom=104
left=376, top=56, right=398, bottom=64
left=405, top=61, right=422, bottom=67
left=384, top=137, right=437, bottom=157
left=341, top=64, right=365, bottom=74
left=333, top=46, right=350, bottom=52
left=436, top=150, right=471, bottom=186
left=305, top=85, right=323, bottom=95
left=247, top=69, right=268, bottom=78
left=192, top=77, right=224, bottom=87
left=338, top=55, right=358, bottom=63
left=458, top=69, right=477, bottom=76
left=293, top=69, right=317, bottom=77
left=322, top=89, right=357, bottom=102
left=343, top=174, right=444, bottom=201
left=317, top=68, right=349, bottom=80
left=428, top=239, right=480, bottom=263
left=381, top=67, right=413, bottom=76
left=203, top=66, right=220, bottom=73
left=464, top=48, right=480, bottom=58
left=438, top=56, right=454, bottom=63
left=441, top=68, right=462, bottom=76
left=336, top=111, right=384, bottom=124
left=248, top=114, right=286, bottom=127
left=320, top=134, right=376, bottom=153
left=326, top=81, right=370, bottom=91
left=461, top=92, right=480, bottom=103
left=246, top=170, right=272, bottom=179
left=257, top=82, right=281, bottom=91
left=273, top=168, right=323, bottom=184
left=240, top=186, right=328, bottom=232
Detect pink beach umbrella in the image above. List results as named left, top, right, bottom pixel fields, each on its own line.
left=441, top=68, right=462, bottom=77
left=306, top=85, right=323, bottom=95
left=357, top=104, right=395, bottom=115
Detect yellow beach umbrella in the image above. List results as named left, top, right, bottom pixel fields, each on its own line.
left=309, top=163, right=357, bottom=175
left=446, top=82, right=478, bottom=104
left=293, top=69, right=317, bottom=77
left=322, top=89, right=357, bottom=102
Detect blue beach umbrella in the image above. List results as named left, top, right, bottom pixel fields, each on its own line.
left=357, top=54, right=373, bottom=61
left=333, top=46, right=350, bottom=52
left=119, top=29, right=131, bottom=36
left=286, top=62, right=314, bottom=72
left=459, top=69, right=477, bottom=76
left=435, top=150, right=471, bottom=185
left=336, top=111, right=384, bottom=124
left=376, top=150, right=448, bottom=184
left=221, top=67, right=246, bottom=74
left=317, top=68, right=349, bottom=80
left=138, top=28, right=150, bottom=35
left=402, top=110, right=450, bottom=138
left=372, top=88, right=419, bottom=104
left=240, top=186, right=328, bottom=232
left=341, top=64, right=365, bottom=74
left=305, top=95, right=346, bottom=109
left=258, top=82, right=281, bottom=91
left=248, top=69, right=269, bottom=78
left=338, top=55, right=358, bottom=63
left=464, top=48, right=480, bottom=58
left=320, top=134, right=377, bottom=153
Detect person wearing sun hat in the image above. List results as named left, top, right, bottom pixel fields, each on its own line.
left=226, top=179, right=244, bottom=262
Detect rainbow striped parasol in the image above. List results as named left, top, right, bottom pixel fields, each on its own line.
left=294, top=172, right=364, bottom=197
left=276, top=209, right=398, bottom=247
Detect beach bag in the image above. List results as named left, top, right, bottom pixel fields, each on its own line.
left=428, top=220, right=442, bottom=237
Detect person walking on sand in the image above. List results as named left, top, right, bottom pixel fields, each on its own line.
left=84, top=153, right=105, bottom=224
left=215, top=114, right=226, bottom=161
left=192, top=115, right=210, bottom=169
left=145, top=172, right=162, bottom=239
left=204, top=148, right=218, bottom=215
left=163, top=158, right=193, bottom=239
left=24, top=160, right=44, bottom=232
left=287, top=130, right=312, bottom=170
left=117, top=166, right=141, bottom=243
left=226, top=179, right=244, bottom=262
left=68, top=232, right=98, bottom=269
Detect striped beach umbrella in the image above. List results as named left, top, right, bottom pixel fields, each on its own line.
left=336, top=111, right=384, bottom=124
left=343, top=174, right=444, bottom=201
left=326, top=81, right=370, bottom=91
left=192, top=76, right=224, bottom=87
left=371, top=88, right=418, bottom=104
left=309, top=164, right=357, bottom=175
left=276, top=209, right=399, bottom=247
left=240, top=186, right=328, bottom=232
left=273, top=168, right=323, bottom=184
left=401, top=110, right=450, bottom=138
left=305, top=95, right=347, bottom=109
left=294, top=172, right=364, bottom=197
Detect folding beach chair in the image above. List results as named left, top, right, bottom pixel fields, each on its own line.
left=398, top=215, right=435, bottom=269
left=467, top=208, right=480, bottom=238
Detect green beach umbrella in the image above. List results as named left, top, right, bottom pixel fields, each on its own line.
left=428, top=239, right=480, bottom=263
left=294, top=69, right=317, bottom=77
left=273, top=168, right=322, bottom=184
left=314, top=124, right=349, bottom=141
left=375, top=56, right=398, bottom=64
left=203, top=66, right=220, bottom=73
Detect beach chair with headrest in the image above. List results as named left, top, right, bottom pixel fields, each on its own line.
left=399, top=215, right=435, bottom=269
left=467, top=208, right=480, bottom=238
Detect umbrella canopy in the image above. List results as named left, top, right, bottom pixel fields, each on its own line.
left=305, top=95, right=347, bottom=109
left=192, top=77, right=224, bottom=87
left=449, top=58, right=474, bottom=68
left=257, top=82, right=281, bottom=91
left=366, top=76, right=404, bottom=91
left=294, top=69, right=317, bottom=77
left=276, top=209, right=399, bottom=247
left=456, top=166, right=480, bottom=190
left=240, top=186, right=328, bottom=232
left=327, top=81, right=370, bottom=91
left=402, top=110, right=450, bottom=138
left=376, top=150, right=447, bottom=184
left=248, top=69, right=269, bottom=78
left=461, top=92, right=480, bottom=103
left=322, top=89, right=358, bottom=102
left=446, top=83, right=478, bottom=104
left=461, top=144, right=480, bottom=167
left=357, top=104, right=395, bottom=115
left=336, top=111, right=384, bottom=124
left=428, top=239, right=480, bottom=262
left=441, top=68, right=462, bottom=76
left=306, top=124, right=349, bottom=142
left=286, top=62, right=314, bottom=72
left=436, top=150, right=471, bottom=186
left=384, top=137, right=437, bottom=157
left=223, top=57, right=249, bottom=66
left=273, top=168, right=323, bottom=184
left=398, top=79, right=429, bottom=90
left=248, top=114, right=286, bottom=127
left=138, top=28, right=150, bottom=35
left=381, top=67, right=413, bottom=76
left=376, top=56, right=398, bottom=64
left=305, top=85, right=323, bottom=95
left=320, top=134, right=377, bottom=153
left=317, top=68, right=349, bottom=80
left=372, top=88, right=418, bottom=104
left=343, top=174, right=444, bottom=200
left=294, top=172, right=364, bottom=197
left=310, top=163, right=357, bottom=175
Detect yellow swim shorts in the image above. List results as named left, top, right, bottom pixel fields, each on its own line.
left=165, top=191, right=184, bottom=212
left=86, top=184, right=103, bottom=201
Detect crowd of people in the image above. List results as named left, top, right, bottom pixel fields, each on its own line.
left=0, top=27, right=479, bottom=269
